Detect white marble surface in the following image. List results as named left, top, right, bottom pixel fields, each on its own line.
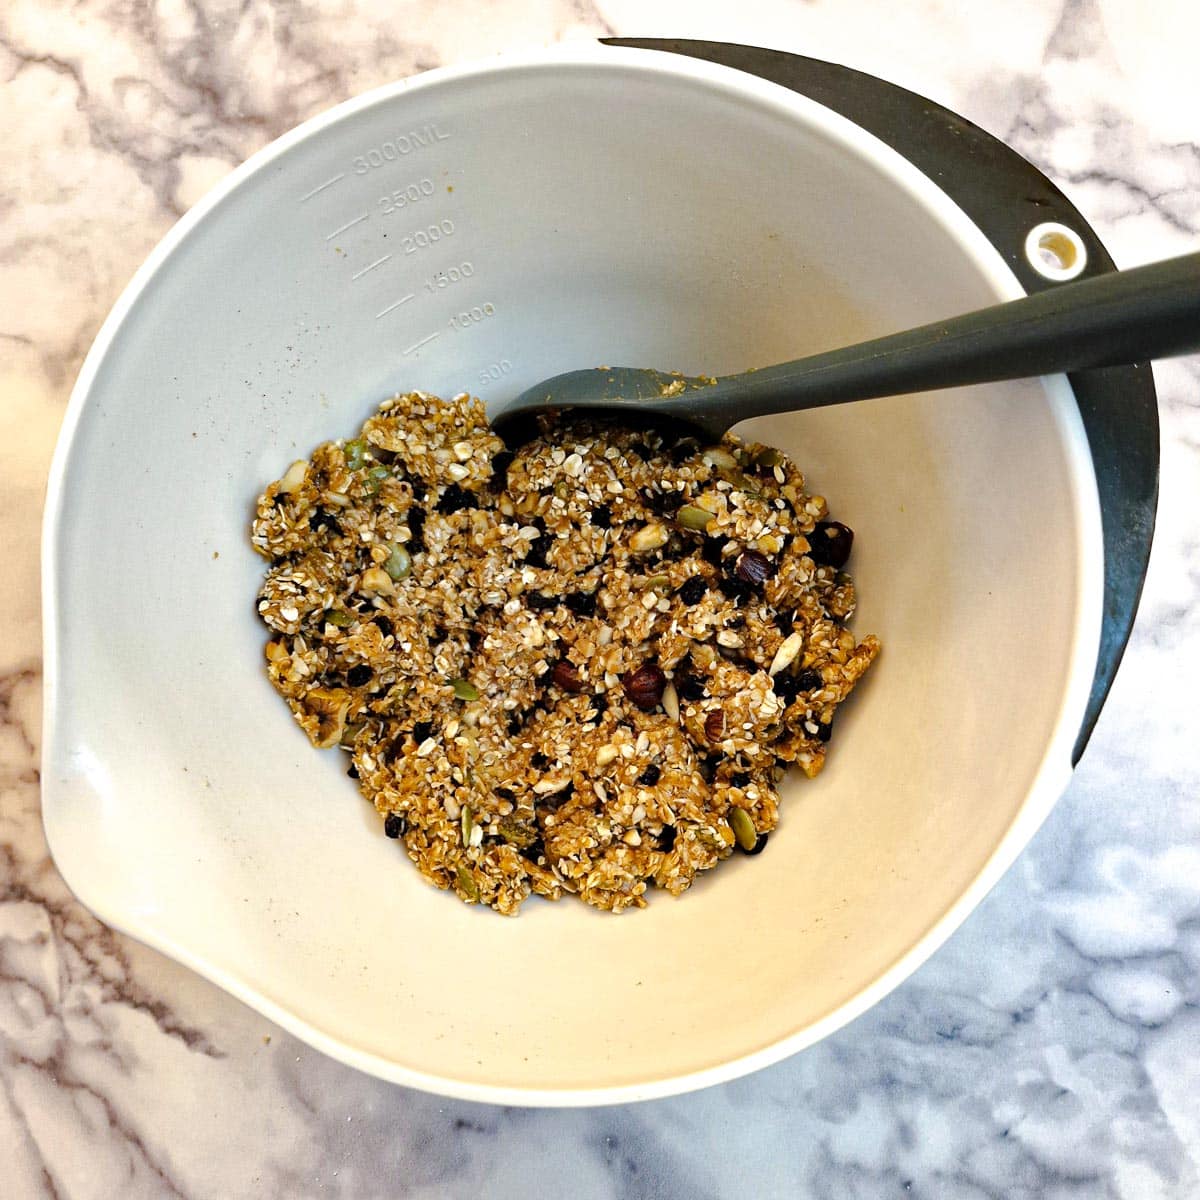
left=3, top=0, right=1199, bottom=1195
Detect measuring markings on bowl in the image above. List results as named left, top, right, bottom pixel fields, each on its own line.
left=296, top=121, right=449, bottom=206
left=351, top=254, right=393, bottom=281
left=423, top=261, right=475, bottom=292
left=298, top=172, right=347, bottom=203
left=325, top=213, right=370, bottom=240
left=351, top=124, right=451, bottom=175
left=448, top=302, right=496, bottom=331
left=402, top=331, right=442, bottom=357
left=400, top=219, right=456, bottom=255
left=379, top=177, right=437, bottom=215
left=478, top=359, right=514, bottom=385
left=375, top=293, right=416, bottom=320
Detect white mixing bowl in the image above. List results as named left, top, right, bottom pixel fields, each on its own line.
left=43, top=45, right=1103, bottom=1104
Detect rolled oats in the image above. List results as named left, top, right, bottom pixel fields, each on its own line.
left=251, top=391, right=879, bottom=915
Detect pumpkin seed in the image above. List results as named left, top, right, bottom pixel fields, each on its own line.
left=364, top=465, right=390, bottom=495
left=455, top=864, right=480, bottom=902
left=324, top=608, right=354, bottom=628
left=383, top=543, right=411, bottom=581
left=497, top=816, right=538, bottom=849
left=702, top=446, right=739, bottom=470
left=450, top=677, right=480, bottom=702
left=344, top=439, right=367, bottom=470
left=677, top=505, right=716, bottom=532
left=461, top=804, right=474, bottom=846
left=730, top=807, right=757, bottom=852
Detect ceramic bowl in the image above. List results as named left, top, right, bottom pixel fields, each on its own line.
left=43, top=45, right=1104, bottom=1104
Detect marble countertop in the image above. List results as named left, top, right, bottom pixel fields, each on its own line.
left=3, top=1, right=1199, bottom=1195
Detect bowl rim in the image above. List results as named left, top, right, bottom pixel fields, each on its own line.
left=41, top=41, right=1104, bottom=1105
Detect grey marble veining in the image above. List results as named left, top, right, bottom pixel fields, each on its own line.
left=2, top=1, right=1199, bottom=1196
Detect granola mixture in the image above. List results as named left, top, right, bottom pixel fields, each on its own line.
left=252, top=392, right=879, bottom=914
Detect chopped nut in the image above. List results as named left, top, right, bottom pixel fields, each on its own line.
left=624, top=663, right=666, bottom=711
left=596, top=744, right=619, bottom=767
left=704, top=709, right=726, bottom=741
left=661, top=681, right=680, bottom=722
left=276, top=460, right=308, bottom=494
left=769, top=631, right=804, bottom=675
left=359, top=566, right=394, bottom=595
left=552, top=660, right=585, bottom=693
left=630, top=523, right=669, bottom=553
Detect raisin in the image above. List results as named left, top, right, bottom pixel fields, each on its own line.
left=637, top=763, right=662, bottom=786
left=346, top=764, right=359, bottom=779
left=745, top=832, right=769, bottom=856
left=701, top=537, right=727, bottom=568
left=384, top=813, right=407, bottom=839
left=525, top=533, right=554, bottom=569
left=406, top=506, right=426, bottom=552
left=678, top=675, right=706, bottom=702
left=565, top=590, right=598, bottom=617
left=591, top=505, right=613, bottom=529
left=373, top=615, right=394, bottom=637
left=816, top=720, right=833, bottom=743
left=658, top=824, right=677, bottom=851
left=719, top=576, right=753, bottom=605
left=730, top=771, right=751, bottom=788
left=678, top=576, right=708, bottom=606
left=667, top=436, right=700, bottom=465
left=808, top=521, right=854, bottom=568
left=412, top=720, right=434, bottom=743
left=734, top=549, right=774, bottom=587
left=437, top=483, right=477, bottom=514
left=796, top=669, right=823, bottom=692
left=527, top=592, right=558, bottom=611
left=520, top=835, right=546, bottom=864
left=491, top=450, right=515, bottom=481
left=346, top=664, right=373, bottom=687
left=530, top=752, right=549, bottom=769
left=640, top=487, right=676, bottom=517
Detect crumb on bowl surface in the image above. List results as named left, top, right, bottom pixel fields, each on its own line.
left=251, top=391, right=879, bottom=914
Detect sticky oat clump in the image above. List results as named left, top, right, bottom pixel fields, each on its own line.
left=251, top=391, right=879, bottom=914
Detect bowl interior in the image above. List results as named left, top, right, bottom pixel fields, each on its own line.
left=44, top=51, right=1099, bottom=1100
